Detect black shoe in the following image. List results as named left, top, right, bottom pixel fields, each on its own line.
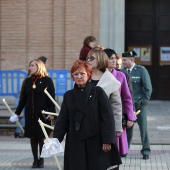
left=14, top=132, right=20, bottom=138
left=14, top=132, right=17, bottom=138
left=18, top=133, right=25, bottom=138
left=38, top=158, right=44, bottom=168
left=14, top=132, right=24, bottom=138
left=143, top=155, right=149, bottom=160
left=32, top=160, right=38, bottom=168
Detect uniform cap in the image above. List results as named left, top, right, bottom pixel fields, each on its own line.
left=122, top=50, right=137, bottom=57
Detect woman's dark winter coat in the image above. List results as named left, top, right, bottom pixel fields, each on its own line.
left=79, top=44, right=92, bottom=61
left=53, top=82, right=122, bottom=170
left=15, top=76, right=56, bottom=139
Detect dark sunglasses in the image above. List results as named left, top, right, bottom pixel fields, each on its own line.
left=86, top=56, right=96, bottom=62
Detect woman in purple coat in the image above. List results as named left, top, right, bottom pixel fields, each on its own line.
left=104, top=48, right=137, bottom=157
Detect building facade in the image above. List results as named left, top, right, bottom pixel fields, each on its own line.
left=1, top=0, right=170, bottom=99
left=0, top=0, right=124, bottom=71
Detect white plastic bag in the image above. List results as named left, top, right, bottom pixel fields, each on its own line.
left=40, top=138, right=64, bottom=158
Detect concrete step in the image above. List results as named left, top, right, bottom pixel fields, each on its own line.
left=0, top=109, right=23, bottom=136
left=0, top=123, right=17, bottom=136
left=0, top=115, right=22, bottom=124
left=0, top=123, right=17, bottom=128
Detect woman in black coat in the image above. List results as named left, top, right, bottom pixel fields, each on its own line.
left=15, top=59, right=56, bottom=168
left=53, top=60, right=122, bottom=170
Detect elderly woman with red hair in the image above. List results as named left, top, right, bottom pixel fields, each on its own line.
left=53, top=60, right=122, bottom=170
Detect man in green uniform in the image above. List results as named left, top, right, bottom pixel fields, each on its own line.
left=122, top=50, right=152, bottom=160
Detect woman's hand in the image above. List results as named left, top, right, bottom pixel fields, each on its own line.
left=46, top=115, right=54, bottom=121
left=102, top=144, right=111, bottom=153
left=115, top=131, right=121, bottom=137
left=127, top=120, right=134, bottom=128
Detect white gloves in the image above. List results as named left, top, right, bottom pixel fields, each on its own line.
left=9, top=113, right=19, bottom=122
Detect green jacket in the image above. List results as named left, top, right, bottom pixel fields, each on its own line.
left=124, top=64, right=152, bottom=104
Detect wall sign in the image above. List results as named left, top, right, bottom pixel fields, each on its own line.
left=160, top=47, right=170, bottom=61
left=128, top=46, right=152, bottom=65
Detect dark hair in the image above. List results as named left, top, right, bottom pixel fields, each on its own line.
left=38, top=56, right=47, bottom=64
left=104, top=48, right=117, bottom=59
left=83, top=36, right=96, bottom=45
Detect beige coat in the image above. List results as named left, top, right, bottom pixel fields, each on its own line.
left=97, top=69, right=123, bottom=132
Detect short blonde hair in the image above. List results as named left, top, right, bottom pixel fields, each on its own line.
left=87, top=45, right=108, bottom=72
left=30, top=59, right=48, bottom=77
left=116, top=53, right=122, bottom=60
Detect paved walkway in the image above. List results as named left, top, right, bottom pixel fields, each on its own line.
left=1, top=136, right=170, bottom=170
left=132, top=100, right=170, bottom=145
left=0, top=100, right=170, bottom=169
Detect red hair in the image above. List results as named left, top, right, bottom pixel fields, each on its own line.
left=70, top=60, right=92, bottom=80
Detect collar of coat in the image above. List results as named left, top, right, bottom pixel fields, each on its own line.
left=73, top=81, right=93, bottom=104
left=96, top=69, right=120, bottom=96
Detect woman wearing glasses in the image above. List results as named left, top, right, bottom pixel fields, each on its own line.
left=53, top=60, right=122, bottom=170
left=86, top=46, right=122, bottom=170
left=87, top=46, right=122, bottom=137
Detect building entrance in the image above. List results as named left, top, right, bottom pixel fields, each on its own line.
left=125, top=0, right=170, bottom=99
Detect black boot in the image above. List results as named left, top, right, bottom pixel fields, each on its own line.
left=38, top=158, right=44, bottom=168
left=18, top=133, right=24, bottom=138
left=38, top=138, right=45, bottom=168
left=14, top=132, right=22, bottom=138
left=14, top=132, right=18, bottom=138
left=30, top=138, right=38, bottom=168
left=32, top=159, right=38, bottom=168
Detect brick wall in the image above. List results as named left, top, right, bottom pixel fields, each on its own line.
left=0, top=0, right=99, bottom=70
left=0, top=0, right=27, bottom=70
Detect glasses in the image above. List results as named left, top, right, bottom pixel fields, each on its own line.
left=86, top=56, right=96, bottom=62
left=72, top=72, right=87, bottom=78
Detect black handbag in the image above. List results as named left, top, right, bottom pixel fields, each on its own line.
left=122, top=114, right=128, bottom=127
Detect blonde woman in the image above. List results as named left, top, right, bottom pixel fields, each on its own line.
left=87, top=46, right=122, bottom=138
left=15, top=59, right=56, bottom=168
